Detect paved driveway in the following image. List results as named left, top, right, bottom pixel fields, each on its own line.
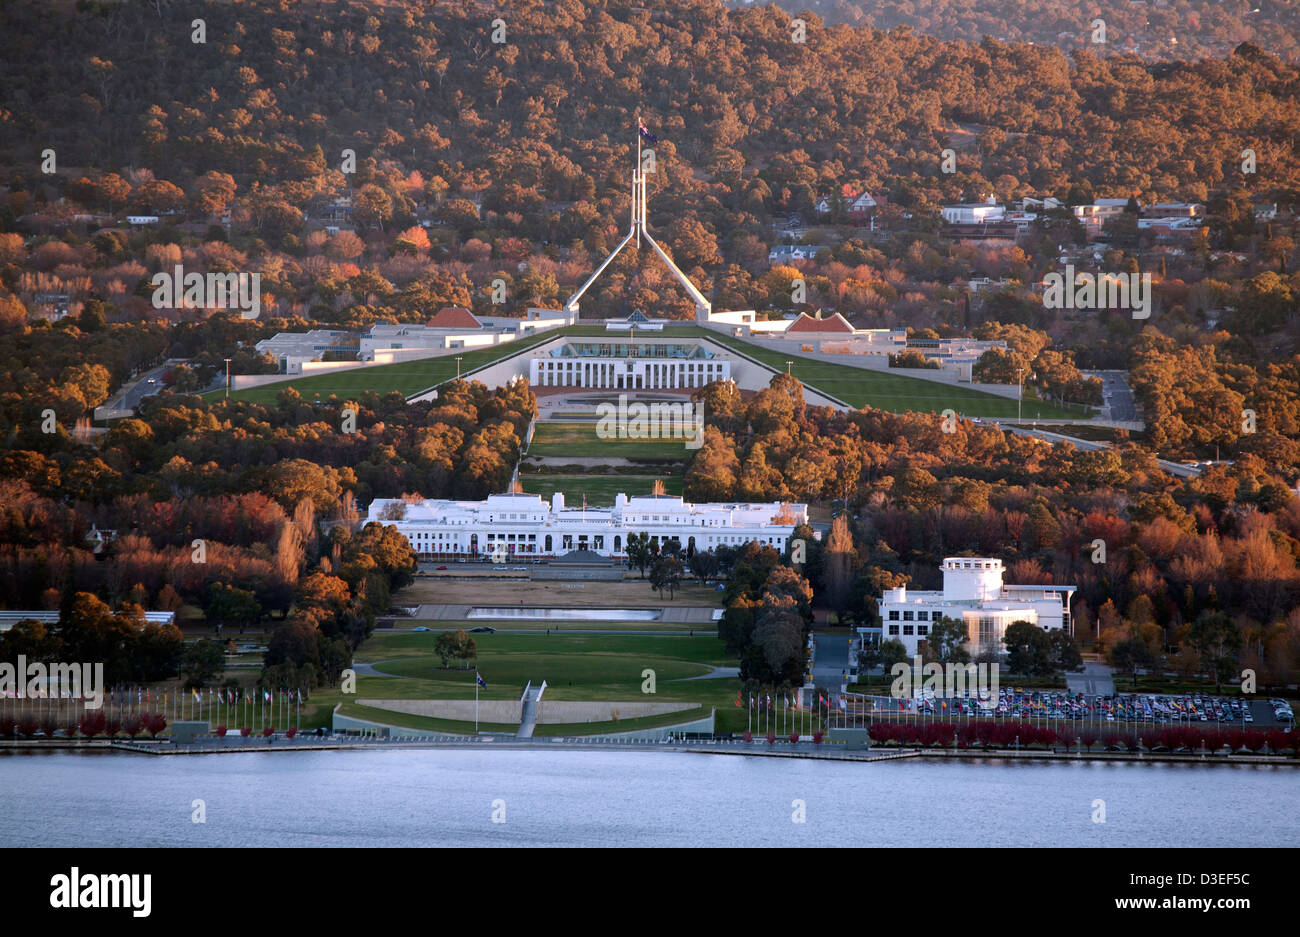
left=811, top=633, right=851, bottom=690
left=1066, top=661, right=1115, bottom=696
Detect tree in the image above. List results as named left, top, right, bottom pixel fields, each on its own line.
left=1110, top=635, right=1156, bottom=689
left=205, top=583, right=261, bottom=634
left=354, top=184, right=394, bottom=231
left=1050, top=629, right=1084, bottom=672
left=625, top=532, right=654, bottom=578
left=923, top=616, right=971, bottom=664
left=822, top=514, right=856, bottom=622
left=753, top=595, right=804, bottom=685
left=433, top=629, right=476, bottom=668
left=181, top=638, right=227, bottom=688
left=689, top=549, right=719, bottom=582
left=1003, top=621, right=1053, bottom=675
left=1187, top=613, right=1242, bottom=692
left=879, top=638, right=908, bottom=672
left=649, top=556, right=683, bottom=599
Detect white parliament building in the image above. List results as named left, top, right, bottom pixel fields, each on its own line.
left=528, top=331, right=731, bottom=390
left=366, top=492, right=806, bottom=559
left=867, top=557, right=1076, bottom=657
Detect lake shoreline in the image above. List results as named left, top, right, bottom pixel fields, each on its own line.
left=2, top=737, right=1296, bottom=767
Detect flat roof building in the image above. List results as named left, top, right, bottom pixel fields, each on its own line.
left=863, top=557, right=1075, bottom=658
left=366, top=492, right=806, bottom=559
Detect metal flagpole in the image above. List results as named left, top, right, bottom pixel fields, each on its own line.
left=475, top=673, right=479, bottom=734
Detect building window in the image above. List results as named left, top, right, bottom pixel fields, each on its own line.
left=917, top=611, right=928, bottom=621
left=888, top=625, right=899, bottom=636
left=903, top=611, right=914, bottom=621
left=888, top=611, right=899, bottom=621
left=903, top=625, right=914, bottom=636
left=917, top=626, right=929, bottom=636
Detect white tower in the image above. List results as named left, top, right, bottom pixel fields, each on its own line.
left=941, top=557, right=1005, bottom=602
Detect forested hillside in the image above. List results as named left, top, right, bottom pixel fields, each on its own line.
left=752, top=0, right=1300, bottom=62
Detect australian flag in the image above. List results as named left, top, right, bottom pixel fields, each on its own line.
left=638, top=121, right=659, bottom=145
left=476, top=672, right=488, bottom=689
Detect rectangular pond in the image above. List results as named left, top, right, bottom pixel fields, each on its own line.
left=466, top=607, right=662, bottom=621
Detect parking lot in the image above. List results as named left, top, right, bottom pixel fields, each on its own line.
left=864, top=688, right=1294, bottom=729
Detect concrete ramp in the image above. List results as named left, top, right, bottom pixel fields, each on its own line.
left=516, top=681, right=547, bottom=738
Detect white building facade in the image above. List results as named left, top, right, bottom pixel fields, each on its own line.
left=366, top=492, right=806, bottom=559
left=869, top=557, right=1075, bottom=657
left=528, top=339, right=730, bottom=390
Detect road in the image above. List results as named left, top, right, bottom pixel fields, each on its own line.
left=1065, top=660, right=1116, bottom=696
left=97, top=359, right=182, bottom=413
left=1082, top=369, right=1139, bottom=422
left=999, top=424, right=1204, bottom=479
left=811, top=632, right=852, bottom=691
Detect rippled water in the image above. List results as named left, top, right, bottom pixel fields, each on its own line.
left=467, top=606, right=661, bottom=620
left=0, top=750, right=1293, bottom=847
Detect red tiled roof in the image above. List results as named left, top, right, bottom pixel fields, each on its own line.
left=426, top=306, right=482, bottom=329
left=786, top=313, right=854, bottom=334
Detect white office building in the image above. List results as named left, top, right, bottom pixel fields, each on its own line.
left=868, top=557, right=1075, bottom=657
left=366, top=492, right=806, bottom=559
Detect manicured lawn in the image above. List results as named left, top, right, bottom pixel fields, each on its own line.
left=216, top=331, right=561, bottom=404
left=350, top=632, right=730, bottom=699
left=527, top=421, right=693, bottom=460
left=214, top=326, right=625, bottom=405
left=335, top=701, right=713, bottom=737
left=704, top=331, right=1090, bottom=419
left=209, top=321, right=1083, bottom=421
left=328, top=630, right=746, bottom=736
left=520, top=473, right=682, bottom=504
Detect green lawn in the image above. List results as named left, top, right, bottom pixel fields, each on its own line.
left=330, top=630, right=825, bottom=736
left=704, top=332, right=1090, bottom=419
left=209, top=320, right=1073, bottom=421
left=520, top=474, right=682, bottom=505
left=214, top=331, right=560, bottom=404
left=527, top=421, right=693, bottom=460
left=213, top=325, right=623, bottom=405
left=335, top=701, right=713, bottom=737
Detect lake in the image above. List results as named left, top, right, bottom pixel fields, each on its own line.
left=0, top=749, right=1292, bottom=847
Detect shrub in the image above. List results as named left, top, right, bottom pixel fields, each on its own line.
left=215, top=725, right=227, bottom=737
left=78, top=712, right=106, bottom=739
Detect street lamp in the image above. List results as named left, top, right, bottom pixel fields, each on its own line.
left=455, top=356, right=462, bottom=380
left=785, top=360, right=793, bottom=375
left=224, top=357, right=232, bottom=399
left=1016, top=367, right=1024, bottom=421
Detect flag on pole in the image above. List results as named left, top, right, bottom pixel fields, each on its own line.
left=637, top=121, right=659, bottom=145
left=476, top=672, right=488, bottom=689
